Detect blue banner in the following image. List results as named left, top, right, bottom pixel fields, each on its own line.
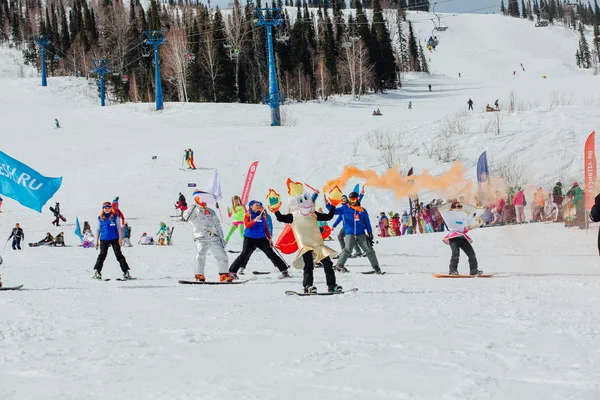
left=476, top=151, right=489, bottom=183
left=0, top=150, right=62, bottom=212
left=74, top=217, right=83, bottom=243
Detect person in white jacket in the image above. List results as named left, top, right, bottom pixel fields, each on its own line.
left=183, top=190, right=232, bottom=282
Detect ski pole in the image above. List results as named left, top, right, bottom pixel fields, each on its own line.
left=3, top=239, right=9, bottom=251
left=271, top=242, right=291, bottom=269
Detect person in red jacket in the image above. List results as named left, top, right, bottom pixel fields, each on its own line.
left=111, top=197, right=125, bottom=226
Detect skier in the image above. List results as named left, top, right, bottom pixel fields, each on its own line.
left=225, top=195, right=246, bottom=243
left=50, top=202, right=61, bottom=226
left=55, top=119, right=60, bottom=128
left=408, top=101, right=412, bottom=109
left=378, top=212, right=390, bottom=237
left=93, top=201, right=132, bottom=280
left=122, top=223, right=132, bottom=247
left=138, top=233, right=154, bottom=245
left=273, top=188, right=341, bottom=294
left=330, top=191, right=381, bottom=274
left=494, top=99, right=499, bottom=109
left=111, top=197, right=125, bottom=225
left=441, top=200, right=482, bottom=276
left=8, top=223, right=24, bottom=250
left=188, top=149, right=197, bottom=169
left=175, top=192, right=188, bottom=221
left=0, top=195, right=3, bottom=212
left=184, top=149, right=191, bottom=169
left=183, top=191, right=231, bottom=282
left=552, top=182, right=564, bottom=221
left=458, top=72, right=461, bottom=78
left=332, top=194, right=363, bottom=258
left=467, top=98, right=474, bottom=110
left=566, top=182, right=585, bottom=228
left=228, top=200, right=289, bottom=279
left=428, top=84, right=432, bottom=92
left=513, top=187, right=526, bottom=224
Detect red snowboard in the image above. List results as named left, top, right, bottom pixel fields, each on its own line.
left=275, top=224, right=332, bottom=254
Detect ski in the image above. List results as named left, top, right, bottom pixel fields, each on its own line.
left=285, top=288, right=358, bottom=296
left=93, top=278, right=111, bottom=281
left=0, top=285, right=24, bottom=291
left=178, top=279, right=251, bottom=285
left=432, top=273, right=495, bottom=278
left=361, top=271, right=387, bottom=275
left=227, top=250, right=242, bottom=253
left=115, top=277, right=138, bottom=281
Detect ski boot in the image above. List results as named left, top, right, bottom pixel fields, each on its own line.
left=304, top=285, right=317, bottom=294
left=93, top=270, right=102, bottom=280
left=335, top=265, right=349, bottom=273
left=195, top=274, right=206, bottom=282
left=448, top=270, right=459, bottom=276
left=470, top=270, right=483, bottom=276
left=239, top=268, right=245, bottom=275
left=279, top=269, right=290, bottom=279
left=373, top=266, right=383, bottom=275
left=221, top=273, right=235, bottom=282
left=328, top=285, right=343, bottom=293
left=123, top=270, right=133, bottom=280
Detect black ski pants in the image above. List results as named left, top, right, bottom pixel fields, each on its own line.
left=52, top=216, right=60, bottom=226
left=12, top=237, right=21, bottom=250
left=229, top=237, right=287, bottom=273
left=302, top=252, right=336, bottom=288
left=94, top=239, right=130, bottom=273
left=449, top=237, right=478, bottom=273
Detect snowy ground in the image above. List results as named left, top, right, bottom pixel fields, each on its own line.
left=1, top=12, right=600, bottom=400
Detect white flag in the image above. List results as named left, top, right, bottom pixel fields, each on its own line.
left=205, top=169, right=223, bottom=201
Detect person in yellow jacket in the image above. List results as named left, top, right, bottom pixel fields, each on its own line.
left=225, top=195, right=246, bottom=243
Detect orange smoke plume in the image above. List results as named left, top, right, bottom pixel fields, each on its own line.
left=323, top=162, right=473, bottom=200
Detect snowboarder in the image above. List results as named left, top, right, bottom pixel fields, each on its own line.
left=428, top=84, right=432, bottom=92
left=8, top=223, right=24, bottom=250
left=467, top=98, right=474, bottom=110
left=93, top=201, right=131, bottom=280
left=330, top=191, right=381, bottom=273
left=0, top=195, right=3, bottom=212
left=188, top=148, right=197, bottom=169
left=225, top=195, right=246, bottom=243
left=51, top=202, right=61, bottom=226
left=440, top=200, right=482, bottom=276
left=55, top=119, right=60, bottom=128
left=30, top=232, right=54, bottom=247
left=183, top=190, right=231, bottom=282
left=273, top=182, right=341, bottom=294
left=138, top=233, right=154, bottom=245
left=228, top=200, right=289, bottom=278
left=122, top=223, right=132, bottom=247
left=53, top=232, right=65, bottom=247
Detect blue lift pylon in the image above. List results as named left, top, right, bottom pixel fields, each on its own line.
left=91, top=59, right=110, bottom=107
left=34, top=34, right=50, bottom=87
left=144, top=31, right=167, bottom=111
left=255, top=8, right=283, bottom=126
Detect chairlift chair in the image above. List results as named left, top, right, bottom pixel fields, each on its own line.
left=432, top=2, right=449, bottom=31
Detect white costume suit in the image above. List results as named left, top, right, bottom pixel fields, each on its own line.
left=184, top=205, right=228, bottom=275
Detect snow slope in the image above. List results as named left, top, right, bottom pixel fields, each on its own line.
left=1, top=12, right=600, bottom=400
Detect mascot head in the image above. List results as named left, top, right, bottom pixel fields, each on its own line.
left=287, top=179, right=314, bottom=216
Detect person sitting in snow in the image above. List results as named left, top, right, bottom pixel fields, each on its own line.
left=32, top=232, right=54, bottom=247
left=138, top=232, right=154, bottom=245
left=53, top=232, right=65, bottom=247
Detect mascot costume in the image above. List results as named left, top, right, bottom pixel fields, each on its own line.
left=269, top=179, right=343, bottom=294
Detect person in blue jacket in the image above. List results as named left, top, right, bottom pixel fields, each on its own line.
left=228, top=200, right=289, bottom=278
left=332, top=193, right=363, bottom=258
left=93, top=201, right=131, bottom=280
left=328, top=191, right=381, bottom=274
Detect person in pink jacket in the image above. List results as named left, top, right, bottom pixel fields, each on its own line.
left=513, top=187, right=526, bottom=223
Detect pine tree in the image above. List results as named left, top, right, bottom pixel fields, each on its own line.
left=527, top=0, right=534, bottom=20
left=419, top=43, right=429, bottom=73
left=501, top=0, right=507, bottom=15
left=407, top=20, right=419, bottom=71
left=576, top=48, right=582, bottom=67
left=521, top=0, right=527, bottom=18
left=371, top=0, right=397, bottom=90
left=579, top=22, right=592, bottom=68
left=396, top=9, right=409, bottom=72
left=594, top=24, right=600, bottom=63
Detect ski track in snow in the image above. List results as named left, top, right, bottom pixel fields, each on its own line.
left=1, top=11, right=600, bottom=400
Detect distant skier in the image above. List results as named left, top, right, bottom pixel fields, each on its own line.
left=122, top=223, right=132, bottom=247
left=188, top=148, right=197, bottom=169
left=111, top=197, right=125, bottom=225
left=55, top=119, right=60, bottom=128
left=428, top=84, right=432, bottom=92
left=494, top=99, right=499, bottom=109
left=93, top=201, right=132, bottom=280
left=408, top=101, right=412, bottom=109
left=175, top=192, right=188, bottom=220
left=441, top=200, right=482, bottom=276
left=183, top=191, right=231, bottom=282
left=8, top=223, right=24, bottom=250
left=467, top=98, right=474, bottom=110
left=458, top=72, right=461, bottom=78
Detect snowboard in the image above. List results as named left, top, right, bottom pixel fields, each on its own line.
left=93, top=277, right=111, bottom=281
left=252, top=271, right=272, bottom=275
left=227, top=250, right=242, bottom=254
left=285, top=287, right=358, bottom=296
left=178, top=279, right=251, bottom=285
left=0, top=284, right=24, bottom=291
left=361, top=271, right=387, bottom=275
left=59, top=215, right=67, bottom=222
left=115, top=277, right=138, bottom=281
left=433, top=273, right=495, bottom=278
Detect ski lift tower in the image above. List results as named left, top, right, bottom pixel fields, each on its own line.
left=144, top=30, right=166, bottom=111
left=255, top=7, right=283, bottom=126
left=432, top=2, right=448, bottom=31
left=34, top=34, right=50, bottom=87
left=91, top=58, right=110, bottom=107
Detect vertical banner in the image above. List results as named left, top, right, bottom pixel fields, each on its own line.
left=241, top=161, right=259, bottom=205
left=476, top=151, right=490, bottom=184
left=0, top=150, right=62, bottom=212
left=584, top=131, right=596, bottom=210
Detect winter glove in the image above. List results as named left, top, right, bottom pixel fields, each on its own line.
left=367, top=232, right=374, bottom=241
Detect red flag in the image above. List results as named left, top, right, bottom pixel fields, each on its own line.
left=241, top=161, right=259, bottom=205
left=584, top=131, right=596, bottom=210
